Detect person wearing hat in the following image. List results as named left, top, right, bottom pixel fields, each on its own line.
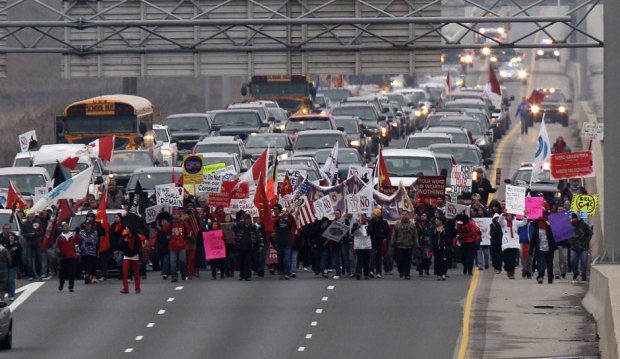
left=529, top=211, right=557, bottom=284
left=367, top=208, right=391, bottom=278
left=489, top=213, right=503, bottom=274
left=55, top=221, right=80, bottom=292
left=106, top=179, right=125, bottom=210
left=567, top=213, right=592, bottom=281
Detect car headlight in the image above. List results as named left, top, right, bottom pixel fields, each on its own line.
left=531, top=105, right=540, bottom=113
left=279, top=125, right=285, bottom=131
left=553, top=50, right=560, bottom=57
left=161, top=149, right=173, bottom=157
left=422, top=106, right=429, bottom=115
left=497, top=27, right=505, bottom=34
left=350, top=140, right=360, bottom=147
left=558, top=106, right=566, bottom=113
left=414, top=110, right=422, bottom=117
left=463, top=55, right=473, bottom=63
left=109, top=174, right=115, bottom=178
left=490, top=56, right=497, bottom=62
left=391, top=122, right=398, bottom=127
left=537, top=49, right=544, bottom=56
left=476, top=139, right=487, bottom=146
left=518, top=71, right=527, bottom=78
left=499, top=71, right=508, bottom=78
left=278, top=153, right=289, bottom=160
left=381, top=127, right=387, bottom=134
left=482, top=47, right=490, bottom=56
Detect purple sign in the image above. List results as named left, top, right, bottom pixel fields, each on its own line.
left=548, top=211, right=575, bottom=242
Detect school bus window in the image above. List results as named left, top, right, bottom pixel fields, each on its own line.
left=66, top=116, right=136, bottom=134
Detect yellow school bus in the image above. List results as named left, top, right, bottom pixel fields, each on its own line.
left=56, top=95, right=155, bottom=149
left=241, top=75, right=316, bottom=115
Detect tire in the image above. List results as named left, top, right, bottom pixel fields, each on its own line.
left=1, top=321, right=12, bottom=350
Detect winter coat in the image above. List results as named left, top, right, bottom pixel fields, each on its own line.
left=431, top=226, right=452, bottom=252
left=489, top=221, right=503, bottom=246
left=529, top=222, right=557, bottom=256
left=165, top=220, right=190, bottom=251
left=55, top=232, right=81, bottom=260
left=0, top=247, right=10, bottom=290
left=273, top=213, right=296, bottom=247
left=457, top=221, right=480, bottom=244
left=568, top=219, right=592, bottom=251
left=498, top=215, right=527, bottom=250
left=1, top=236, right=22, bottom=269
left=415, top=220, right=434, bottom=249
left=118, top=234, right=143, bottom=258
left=367, top=217, right=391, bottom=250
left=233, top=222, right=264, bottom=250
left=21, top=218, right=44, bottom=247
left=78, top=229, right=98, bottom=257
left=391, top=220, right=419, bottom=249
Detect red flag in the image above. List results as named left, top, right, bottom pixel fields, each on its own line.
left=96, top=190, right=110, bottom=252
left=527, top=90, right=546, bottom=105
left=446, top=71, right=451, bottom=90
left=60, top=156, right=80, bottom=171
left=7, top=180, right=27, bottom=210
left=254, top=175, right=274, bottom=238
left=488, top=64, right=501, bottom=96
left=335, top=75, right=344, bottom=88
left=377, top=148, right=392, bottom=191
left=280, top=173, right=294, bottom=197
left=234, top=148, right=268, bottom=188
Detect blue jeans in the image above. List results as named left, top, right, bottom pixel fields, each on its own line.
left=170, top=250, right=187, bottom=281
left=160, top=252, right=170, bottom=276
left=26, top=245, right=42, bottom=278
left=477, top=246, right=490, bottom=269
left=277, top=245, right=292, bottom=277
left=290, top=249, right=299, bottom=275
left=321, top=246, right=342, bottom=275
left=7, top=267, right=17, bottom=297
left=570, top=249, right=588, bottom=280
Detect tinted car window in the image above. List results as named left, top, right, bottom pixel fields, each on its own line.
left=294, top=135, right=346, bottom=150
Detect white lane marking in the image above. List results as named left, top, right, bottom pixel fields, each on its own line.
left=305, top=334, right=312, bottom=339
left=135, top=336, right=143, bottom=341
left=333, top=275, right=340, bottom=279
left=175, top=286, right=183, bottom=291
left=327, top=286, right=334, bottom=290
left=10, top=282, right=45, bottom=311
left=147, top=323, right=155, bottom=328
left=298, top=347, right=306, bottom=352
left=321, top=297, right=328, bottom=301
left=315, top=309, right=323, bottom=314
left=167, top=298, right=175, bottom=302
left=158, top=309, right=166, bottom=315
left=311, top=321, right=317, bottom=326
left=125, top=348, right=134, bottom=353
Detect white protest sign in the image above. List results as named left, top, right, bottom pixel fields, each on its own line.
left=445, top=202, right=470, bottom=219
left=357, top=184, right=374, bottom=214
left=18, top=130, right=37, bottom=153
left=33, top=187, right=48, bottom=204
left=450, top=165, right=474, bottom=193
left=230, top=198, right=259, bottom=217
left=215, top=165, right=237, bottom=181
left=156, top=185, right=184, bottom=207
left=322, top=221, right=350, bottom=242
left=505, top=185, right=526, bottom=215
left=346, top=194, right=361, bottom=214
left=279, top=193, right=294, bottom=211
left=199, top=174, right=222, bottom=193
left=348, top=165, right=373, bottom=182
left=145, top=204, right=164, bottom=224
left=473, top=217, right=492, bottom=245
left=580, top=122, right=604, bottom=141
left=277, top=169, right=307, bottom=187
left=313, top=195, right=335, bottom=219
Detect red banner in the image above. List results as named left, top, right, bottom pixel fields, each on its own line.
left=550, top=151, right=594, bottom=179
left=208, top=181, right=250, bottom=207
left=416, top=176, right=447, bottom=200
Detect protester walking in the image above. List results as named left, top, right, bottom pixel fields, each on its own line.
left=489, top=213, right=503, bottom=274
left=352, top=214, right=372, bottom=280
left=530, top=212, right=557, bottom=284
left=568, top=213, right=592, bottom=281
left=1, top=230, right=21, bottom=300
left=498, top=213, right=527, bottom=279
left=55, top=221, right=79, bottom=292
left=431, top=216, right=451, bottom=280
left=515, top=97, right=530, bottom=135
left=119, top=226, right=142, bottom=294
left=391, top=210, right=418, bottom=280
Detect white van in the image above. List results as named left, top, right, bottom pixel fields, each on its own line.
left=12, top=151, right=37, bottom=167
left=375, top=149, right=439, bottom=187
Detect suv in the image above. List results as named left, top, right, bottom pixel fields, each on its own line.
left=0, top=167, right=51, bottom=205
left=436, top=117, right=494, bottom=159
left=210, top=110, right=269, bottom=140
left=504, top=162, right=565, bottom=205
left=331, top=103, right=389, bottom=147
left=192, top=136, right=252, bottom=168
left=288, top=130, right=348, bottom=158
left=109, top=150, right=158, bottom=189
left=282, top=114, right=338, bottom=140
left=376, top=149, right=439, bottom=187
left=164, top=113, right=213, bottom=156
left=405, top=133, right=453, bottom=149
left=528, top=88, right=570, bottom=127
left=334, top=117, right=372, bottom=158
left=227, top=102, right=271, bottom=123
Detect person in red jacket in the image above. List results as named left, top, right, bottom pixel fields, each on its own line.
left=119, top=226, right=142, bottom=294
left=455, top=214, right=481, bottom=276
left=55, top=221, right=81, bottom=292
left=165, top=209, right=190, bottom=282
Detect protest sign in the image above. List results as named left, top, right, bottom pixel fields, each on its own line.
left=215, top=165, right=236, bottom=181
left=18, top=130, right=37, bottom=153
left=221, top=223, right=236, bottom=244
left=417, top=176, right=447, bottom=200
left=346, top=194, right=361, bottom=214
left=450, top=165, right=474, bottom=193
left=0, top=189, right=7, bottom=207
left=33, top=187, right=48, bottom=205
left=145, top=204, right=164, bottom=224
left=156, top=185, right=183, bottom=207
left=347, top=165, right=372, bottom=182
left=230, top=198, right=259, bottom=217
left=525, top=196, right=544, bottom=219
left=571, top=194, right=598, bottom=216
left=183, top=155, right=204, bottom=185
left=322, top=221, right=350, bottom=242
left=473, top=218, right=492, bottom=245
left=277, top=169, right=306, bottom=187
left=445, top=202, right=470, bottom=219
left=581, top=122, right=604, bottom=141
left=202, top=162, right=227, bottom=174
left=505, top=185, right=526, bottom=215
left=265, top=246, right=278, bottom=265
left=313, top=195, right=334, bottom=219
left=203, top=230, right=226, bottom=259
left=548, top=211, right=575, bottom=242
left=198, top=174, right=222, bottom=193
left=550, top=151, right=594, bottom=179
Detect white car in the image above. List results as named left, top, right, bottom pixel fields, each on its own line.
left=152, top=125, right=179, bottom=167
left=374, top=149, right=439, bottom=187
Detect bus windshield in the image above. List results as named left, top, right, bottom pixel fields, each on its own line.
left=250, top=82, right=308, bottom=97
left=66, top=116, right=136, bottom=134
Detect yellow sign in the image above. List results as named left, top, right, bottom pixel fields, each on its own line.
left=571, top=194, right=598, bottom=216
left=183, top=155, right=204, bottom=185
left=86, top=103, right=115, bottom=115
left=203, top=163, right=226, bottom=174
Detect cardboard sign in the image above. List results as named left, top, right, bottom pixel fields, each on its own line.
left=230, top=198, right=259, bottom=217
left=322, top=221, right=350, bottom=242
left=548, top=211, right=575, bottom=242
left=156, top=185, right=184, bottom=207
left=346, top=189, right=372, bottom=215
left=347, top=165, right=372, bottom=182
left=313, top=195, right=334, bottom=219
left=581, top=122, right=604, bottom=141
left=145, top=204, right=164, bottom=224
left=19, top=130, right=37, bottom=153
left=525, top=196, right=544, bottom=219
left=183, top=155, right=204, bottom=185
left=505, top=185, right=526, bottom=215
left=451, top=165, right=474, bottom=193
left=417, top=176, right=447, bottom=200
left=550, top=151, right=594, bottom=180
left=445, top=202, right=470, bottom=219
left=203, top=230, right=227, bottom=260
left=198, top=174, right=222, bottom=193
left=571, top=194, right=598, bottom=216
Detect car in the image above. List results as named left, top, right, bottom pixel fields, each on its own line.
left=334, top=117, right=372, bottom=158
left=0, top=167, right=51, bottom=204
left=12, top=151, right=37, bottom=167
left=282, top=114, right=338, bottom=140
left=164, top=113, right=213, bottom=156
left=528, top=88, right=571, bottom=127
left=318, top=89, right=353, bottom=104
left=435, top=117, right=494, bottom=159
left=0, top=300, right=12, bottom=349
left=504, top=162, right=566, bottom=205
left=276, top=157, right=324, bottom=181
left=267, top=108, right=289, bottom=132
left=395, top=88, right=431, bottom=129
left=439, top=98, right=491, bottom=119
left=210, top=110, right=269, bottom=140
left=488, top=48, right=523, bottom=66
left=288, top=130, right=349, bottom=158
left=227, top=102, right=271, bottom=123
left=109, top=150, right=158, bottom=189
left=536, top=38, right=561, bottom=61
left=276, top=163, right=325, bottom=184
left=331, top=103, right=389, bottom=147
left=377, top=149, right=439, bottom=187
left=314, top=94, right=332, bottom=112
left=342, top=95, right=390, bottom=115
left=33, top=144, right=106, bottom=183
left=244, top=133, right=293, bottom=161
left=192, top=136, right=252, bottom=169
left=405, top=133, right=454, bottom=149
left=126, top=166, right=183, bottom=197
left=386, top=92, right=417, bottom=133
left=152, top=125, right=179, bottom=167
left=498, top=62, right=528, bottom=84
left=427, top=143, right=493, bottom=170
left=313, top=148, right=366, bottom=180
left=422, top=126, right=474, bottom=145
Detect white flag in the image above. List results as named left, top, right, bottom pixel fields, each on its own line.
left=320, top=142, right=339, bottom=186
left=531, top=116, right=551, bottom=183
left=30, top=167, right=94, bottom=213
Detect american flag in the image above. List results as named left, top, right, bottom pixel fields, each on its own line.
left=296, top=195, right=316, bottom=228
left=293, top=178, right=310, bottom=202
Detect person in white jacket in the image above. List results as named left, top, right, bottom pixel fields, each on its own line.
left=498, top=213, right=527, bottom=279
